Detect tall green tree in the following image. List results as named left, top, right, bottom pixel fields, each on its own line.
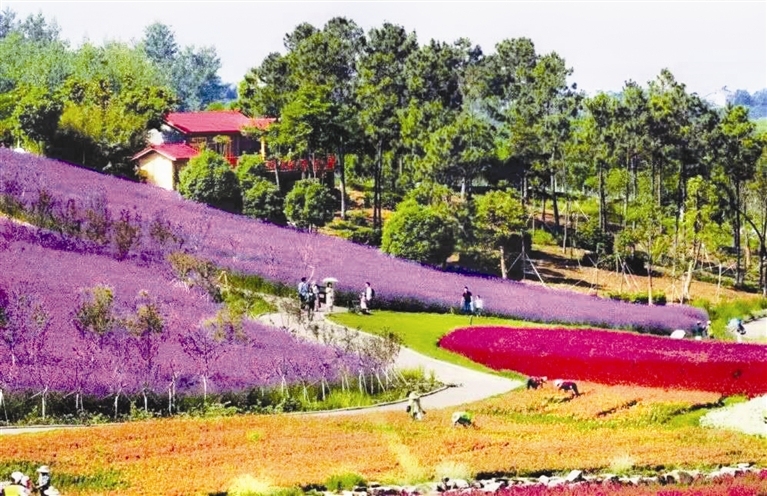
left=420, top=110, right=495, bottom=199
left=356, top=23, right=417, bottom=229
left=712, top=104, right=762, bottom=286
left=474, top=189, right=527, bottom=279
left=140, top=22, right=225, bottom=111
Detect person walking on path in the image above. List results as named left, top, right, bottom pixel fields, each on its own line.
left=461, top=287, right=473, bottom=314
left=297, top=277, right=309, bottom=308
left=325, top=282, right=335, bottom=313
left=311, top=282, right=320, bottom=312
left=473, top=295, right=484, bottom=316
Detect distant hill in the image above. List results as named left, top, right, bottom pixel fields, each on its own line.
left=705, top=87, right=767, bottom=119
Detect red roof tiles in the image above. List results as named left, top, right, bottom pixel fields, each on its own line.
left=132, top=143, right=200, bottom=161
left=164, top=111, right=275, bottom=134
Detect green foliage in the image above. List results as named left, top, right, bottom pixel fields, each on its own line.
left=576, top=216, right=614, bottom=254
left=381, top=200, right=457, bottom=266
left=692, top=297, right=767, bottom=339
left=166, top=252, right=223, bottom=302
left=283, top=179, right=336, bottom=230
left=73, top=285, right=117, bottom=336
left=242, top=177, right=286, bottom=225
left=606, top=290, right=667, bottom=306
left=325, top=473, right=366, bottom=492
left=531, top=229, right=557, bottom=246
left=125, top=290, right=164, bottom=337
left=178, top=149, right=242, bottom=213
left=236, top=153, right=268, bottom=191
left=474, top=189, right=526, bottom=246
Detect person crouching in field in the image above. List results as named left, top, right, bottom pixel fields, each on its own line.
left=554, top=379, right=580, bottom=397
left=406, top=391, right=425, bottom=420
left=451, top=411, right=476, bottom=428
left=526, top=376, right=547, bottom=389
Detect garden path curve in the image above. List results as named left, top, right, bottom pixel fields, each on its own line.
left=742, top=317, right=767, bottom=341
left=256, top=310, right=524, bottom=416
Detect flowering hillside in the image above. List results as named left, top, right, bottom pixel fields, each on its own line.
left=0, top=149, right=707, bottom=332
left=0, top=218, right=375, bottom=402
left=440, top=326, right=767, bottom=395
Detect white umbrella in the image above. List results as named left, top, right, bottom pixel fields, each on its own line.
left=322, top=277, right=338, bottom=284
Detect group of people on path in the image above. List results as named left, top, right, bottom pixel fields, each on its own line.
left=1, top=466, right=58, bottom=496
left=297, top=277, right=336, bottom=314
left=297, top=278, right=376, bottom=315
left=461, top=286, right=484, bottom=316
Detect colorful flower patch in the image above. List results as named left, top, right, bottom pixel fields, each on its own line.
left=439, top=327, right=767, bottom=395
left=0, top=384, right=764, bottom=495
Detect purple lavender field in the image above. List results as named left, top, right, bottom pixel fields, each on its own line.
left=0, top=217, right=374, bottom=402
left=0, top=149, right=706, bottom=332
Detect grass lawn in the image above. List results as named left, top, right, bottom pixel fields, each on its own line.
left=327, top=310, right=553, bottom=380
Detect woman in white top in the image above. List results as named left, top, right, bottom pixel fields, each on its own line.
left=325, top=283, right=335, bottom=312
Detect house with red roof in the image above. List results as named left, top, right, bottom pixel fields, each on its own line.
left=133, top=110, right=274, bottom=190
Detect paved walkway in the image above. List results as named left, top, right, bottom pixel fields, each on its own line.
left=257, top=310, right=523, bottom=415
left=742, top=317, right=767, bottom=341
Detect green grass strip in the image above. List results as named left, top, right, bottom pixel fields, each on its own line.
left=327, top=311, right=536, bottom=380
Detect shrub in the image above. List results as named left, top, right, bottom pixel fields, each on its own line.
left=576, top=217, right=614, bottom=254
left=178, top=149, right=242, bottom=213
left=381, top=200, right=457, bottom=266
left=325, top=473, right=366, bottom=492
left=284, top=179, right=336, bottom=230
left=606, top=290, right=667, bottom=306
left=242, top=178, right=286, bottom=225
left=531, top=228, right=557, bottom=246
left=236, top=153, right=268, bottom=191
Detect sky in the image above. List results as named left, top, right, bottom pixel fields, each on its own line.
left=3, top=0, right=766, bottom=99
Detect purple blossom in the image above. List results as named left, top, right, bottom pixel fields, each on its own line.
left=0, top=150, right=707, bottom=332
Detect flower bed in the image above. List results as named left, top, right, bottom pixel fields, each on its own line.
left=0, top=218, right=378, bottom=413
left=1, top=392, right=766, bottom=495
left=439, top=327, right=767, bottom=395
left=0, top=150, right=707, bottom=333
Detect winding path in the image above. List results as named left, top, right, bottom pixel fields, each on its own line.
left=256, top=310, right=524, bottom=415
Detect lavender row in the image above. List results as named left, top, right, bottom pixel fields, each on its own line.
left=0, top=221, right=379, bottom=400
left=0, top=150, right=708, bottom=331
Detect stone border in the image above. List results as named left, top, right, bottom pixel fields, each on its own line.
left=329, top=464, right=765, bottom=495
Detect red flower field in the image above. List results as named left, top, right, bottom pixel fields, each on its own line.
left=439, top=327, right=767, bottom=395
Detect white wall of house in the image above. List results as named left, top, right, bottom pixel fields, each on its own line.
left=137, top=154, right=175, bottom=190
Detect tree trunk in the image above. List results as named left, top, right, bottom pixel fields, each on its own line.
left=562, top=189, right=571, bottom=255
left=338, top=146, right=346, bottom=220
left=499, top=245, right=507, bottom=279
left=647, top=257, right=654, bottom=306
left=274, top=160, right=281, bottom=189
left=598, top=160, right=607, bottom=231
left=522, top=174, right=529, bottom=205
left=374, top=143, right=383, bottom=229
left=551, top=172, right=560, bottom=233
left=735, top=180, right=743, bottom=287
left=682, top=258, right=695, bottom=303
